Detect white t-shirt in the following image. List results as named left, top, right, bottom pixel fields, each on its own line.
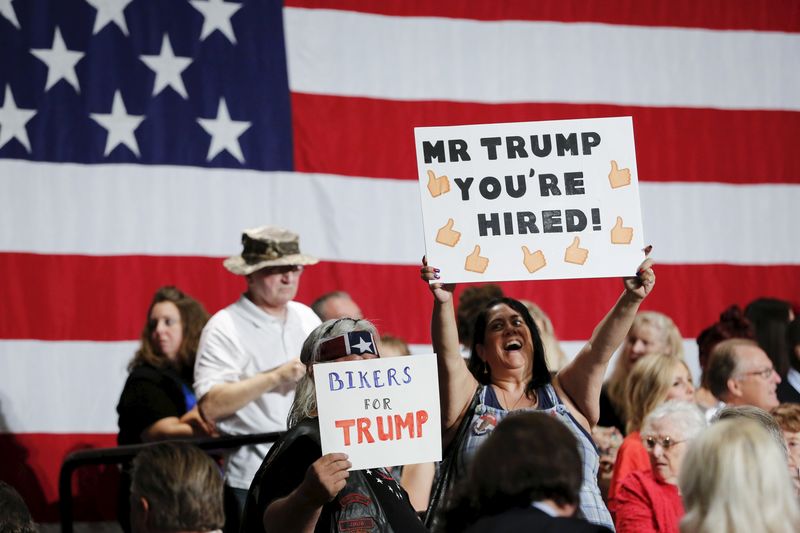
left=194, top=295, right=321, bottom=488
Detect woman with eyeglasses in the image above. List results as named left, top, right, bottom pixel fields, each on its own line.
left=241, top=318, right=427, bottom=533
left=614, top=400, right=706, bottom=533
left=608, top=354, right=695, bottom=512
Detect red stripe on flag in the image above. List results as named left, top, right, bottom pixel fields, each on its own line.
left=2, top=253, right=799, bottom=343
left=0, top=433, right=119, bottom=522
left=285, top=0, right=800, bottom=32
left=291, top=93, right=800, bottom=184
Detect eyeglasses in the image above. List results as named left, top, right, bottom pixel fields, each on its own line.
left=643, top=436, right=685, bottom=450
left=737, top=367, right=775, bottom=380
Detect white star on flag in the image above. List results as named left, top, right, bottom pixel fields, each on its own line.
left=89, top=90, right=145, bottom=157
left=0, top=85, right=36, bottom=152
left=30, top=27, right=85, bottom=93
left=190, top=0, right=242, bottom=44
left=0, top=0, right=20, bottom=28
left=196, top=97, right=250, bottom=163
left=84, top=0, right=133, bottom=36
left=140, top=34, right=192, bottom=99
left=352, top=337, right=373, bottom=354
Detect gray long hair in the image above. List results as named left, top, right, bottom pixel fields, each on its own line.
left=288, top=318, right=379, bottom=428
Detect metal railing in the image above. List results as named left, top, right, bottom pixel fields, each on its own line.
left=58, top=432, right=283, bottom=533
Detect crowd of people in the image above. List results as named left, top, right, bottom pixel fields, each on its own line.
left=5, top=224, right=798, bottom=533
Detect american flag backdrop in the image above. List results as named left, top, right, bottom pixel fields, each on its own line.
left=0, top=0, right=798, bottom=529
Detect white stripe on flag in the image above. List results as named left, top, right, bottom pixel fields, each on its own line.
left=0, top=340, right=133, bottom=433
left=284, top=8, right=800, bottom=110
left=4, top=338, right=701, bottom=433
left=2, top=160, right=799, bottom=264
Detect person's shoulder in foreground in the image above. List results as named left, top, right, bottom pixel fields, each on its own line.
left=465, top=506, right=613, bottom=533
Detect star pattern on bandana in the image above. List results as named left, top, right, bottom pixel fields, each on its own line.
left=352, top=336, right=373, bottom=354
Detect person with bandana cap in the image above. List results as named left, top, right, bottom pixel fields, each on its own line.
left=241, top=318, right=427, bottom=533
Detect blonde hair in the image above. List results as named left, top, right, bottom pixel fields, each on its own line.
left=379, top=334, right=411, bottom=357
left=772, top=403, right=800, bottom=433
left=624, top=354, right=690, bottom=433
left=520, top=300, right=568, bottom=371
left=679, top=419, right=800, bottom=533
left=606, top=312, right=684, bottom=417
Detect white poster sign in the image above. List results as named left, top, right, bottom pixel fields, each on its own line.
left=313, top=353, right=441, bottom=471
left=415, top=116, right=644, bottom=283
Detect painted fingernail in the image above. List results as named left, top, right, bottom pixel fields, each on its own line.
left=434, top=273, right=440, bottom=279
left=434, top=268, right=440, bottom=273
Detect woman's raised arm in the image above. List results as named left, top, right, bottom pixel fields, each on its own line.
left=557, top=252, right=655, bottom=429
left=421, top=258, right=478, bottom=444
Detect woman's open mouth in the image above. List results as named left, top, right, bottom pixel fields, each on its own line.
left=504, top=340, right=522, bottom=351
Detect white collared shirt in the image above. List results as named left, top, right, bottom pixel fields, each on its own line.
left=531, top=500, right=560, bottom=517
left=194, top=295, right=320, bottom=488
left=787, top=367, right=800, bottom=394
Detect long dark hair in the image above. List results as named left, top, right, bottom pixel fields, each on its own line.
left=745, top=298, right=792, bottom=378
left=469, top=297, right=551, bottom=397
left=128, top=286, right=210, bottom=382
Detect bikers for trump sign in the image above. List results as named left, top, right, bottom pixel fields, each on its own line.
left=313, top=353, right=441, bottom=471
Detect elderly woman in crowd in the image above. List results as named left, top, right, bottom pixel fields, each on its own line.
left=443, top=412, right=612, bottom=532
left=679, top=418, right=800, bottom=533
left=116, top=286, right=214, bottom=531
left=242, top=318, right=426, bottom=533
left=614, top=401, right=705, bottom=533
left=600, top=311, right=684, bottom=433
left=609, top=354, right=694, bottom=508
left=420, top=252, right=655, bottom=529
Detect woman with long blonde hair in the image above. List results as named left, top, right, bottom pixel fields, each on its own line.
left=600, top=312, right=683, bottom=433
left=679, top=419, right=800, bottom=533
left=608, top=353, right=694, bottom=508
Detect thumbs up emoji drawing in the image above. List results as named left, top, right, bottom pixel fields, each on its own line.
left=564, top=237, right=589, bottom=265
left=436, top=218, right=461, bottom=247
left=610, top=216, right=634, bottom=244
left=465, top=245, right=489, bottom=274
left=608, top=160, right=631, bottom=189
left=522, top=246, right=546, bottom=274
left=427, top=170, right=451, bottom=198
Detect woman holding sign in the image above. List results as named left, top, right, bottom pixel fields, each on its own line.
left=421, top=251, right=655, bottom=530
left=241, top=318, right=427, bottom=533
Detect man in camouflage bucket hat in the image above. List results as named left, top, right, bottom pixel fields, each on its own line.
left=194, top=226, right=321, bottom=532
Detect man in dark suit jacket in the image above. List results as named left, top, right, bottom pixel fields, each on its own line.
left=465, top=506, right=612, bottom=532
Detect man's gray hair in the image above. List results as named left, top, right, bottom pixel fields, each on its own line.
left=713, top=404, right=788, bottom=460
